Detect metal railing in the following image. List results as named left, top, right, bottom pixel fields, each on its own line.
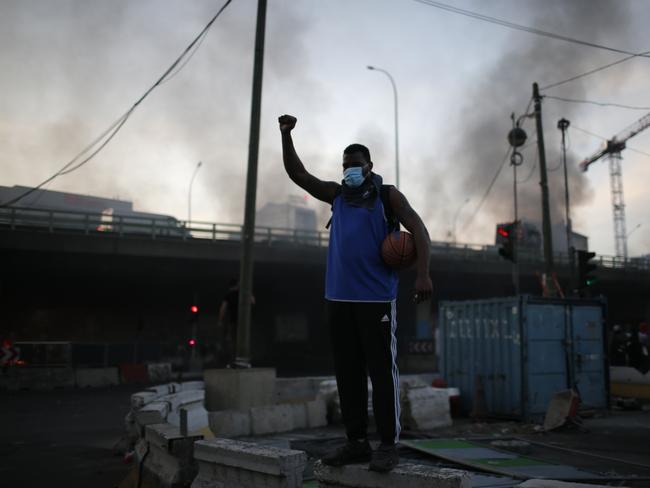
left=2, top=206, right=648, bottom=271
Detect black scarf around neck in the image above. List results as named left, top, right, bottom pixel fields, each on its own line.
left=341, top=172, right=383, bottom=209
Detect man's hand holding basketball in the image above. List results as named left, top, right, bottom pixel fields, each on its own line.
left=278, top=114, right=297, bottom=134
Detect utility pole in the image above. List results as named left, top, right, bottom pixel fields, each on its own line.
left=508, top=113, right=527, bottom=295
left=557, top=118, right=574, bottom=294
left=236, top=0, right=267, bottom=367
left=532, top=82, right=556, bottom=296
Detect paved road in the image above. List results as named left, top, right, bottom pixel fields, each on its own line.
left=0, top=386, right=139, bottom=487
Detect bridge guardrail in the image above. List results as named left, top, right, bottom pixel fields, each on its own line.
left=1, top=206, right=648, bottom=272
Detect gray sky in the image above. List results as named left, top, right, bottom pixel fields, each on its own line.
left=1, top=0, right=649, bottom=256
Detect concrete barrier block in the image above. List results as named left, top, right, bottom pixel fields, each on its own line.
left=306, top=397, right=328, bottom=428
left=136, top=401, right=170, bottom=425
left=75, top=367, right=119, bottom=388
left=160, top=389, right=205, bottom=411
left=131, top=390, right=160, bottom=409
left=192, top=438, right=307, bottom=488
left=145, top=383, right=175, bottom=396
left=142, top=424, right=203, bottom=487
left=290, top=403, right=308, bottom=429
left=0, top=367, right=75, bottom=390
left=168, top=402, right=209, bottom=433
left=208, top=410, right=251, bottom=438
left=204, top=368, right=276, bottom=411
left=251, top=404, right=294, bottom=436
left=313, top=460, right=470, bottom=488
left=275, top=376, right=332, bottom=403
left=181, top=380, right=205, bottom=391
left=401, top=385, right=452, bottom=430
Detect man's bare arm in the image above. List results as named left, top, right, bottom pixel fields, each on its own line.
left=389, top=187, right=433, bottom=303
left=279, top=115, right=339, bottom=204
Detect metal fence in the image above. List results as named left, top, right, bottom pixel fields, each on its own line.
left=2, top=205, right=648, bottom=272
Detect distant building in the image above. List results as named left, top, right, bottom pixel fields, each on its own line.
left=256, top=195, right=317, bottom=231
left=494, top=219, right=589, bottom=256
left=0, top=185, right=133, bottom=214
left=552, top=221, right=589, bottom=255
left=0, top=185, right=186, bottom=236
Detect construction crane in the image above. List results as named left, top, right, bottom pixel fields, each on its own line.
left=580, top=112, right=650, bottom=259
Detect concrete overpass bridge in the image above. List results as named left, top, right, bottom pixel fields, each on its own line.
left=1, top=207, right=648, bottom=375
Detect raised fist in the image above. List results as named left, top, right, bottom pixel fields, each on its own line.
left=278, top=114, right=297, bottom=134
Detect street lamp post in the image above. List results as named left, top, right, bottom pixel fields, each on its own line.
left=452, top=198, right=470, bottom=244
left=367, top=65, right=399, bottom=189
left=188, top=161, right=203, bottom=226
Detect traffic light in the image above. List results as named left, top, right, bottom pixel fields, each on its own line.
left=190, top=304, right=199, bottom=323
left=577, top=250, right=597, bottom=289
left=188, top=338, right=197, bottom=347
left=497, top=222, right=516, bottom=262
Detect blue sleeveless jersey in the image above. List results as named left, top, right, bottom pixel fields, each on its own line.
left=325, top=194, right=398, bottom=302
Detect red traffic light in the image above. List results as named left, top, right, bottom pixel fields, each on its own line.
left=190, top=305, right=199, bottom=313
left=188, top=339, right=196, bottom=347
left=497, top=227, right=509, bottom=237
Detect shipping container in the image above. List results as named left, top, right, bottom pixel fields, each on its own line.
left=439, top=296, right=607, bottom=420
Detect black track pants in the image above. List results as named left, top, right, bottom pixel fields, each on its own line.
left=327, top=300, right=401, bottom=444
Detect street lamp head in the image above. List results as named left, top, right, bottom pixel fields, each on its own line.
left=197, top=161, right=203, bottom=168
left=367, top=65, right=375, bottom=70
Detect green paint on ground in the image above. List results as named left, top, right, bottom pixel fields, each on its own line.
left=473, top=457, right=550, bottom=467
left=409, top=439, right=477, bottom=449
left=303, top=481, right=319, bottom=488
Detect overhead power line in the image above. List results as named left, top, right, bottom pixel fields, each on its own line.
left=460, top=97, right=534, bottom=233
left=412, top=0, right=650, bottom=59
left=0, top=0, right=234, bottom=208
left=460, top=146, right=512, bottom=234
left=541, top=50, right=650, bottom=91
left=571, top=125, right=650, bottom=159
left=545, top=95, right=650, bottom=111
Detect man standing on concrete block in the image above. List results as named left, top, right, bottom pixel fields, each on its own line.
left=279, top=114, right=432, bottom=472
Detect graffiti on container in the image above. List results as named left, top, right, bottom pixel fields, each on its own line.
left=446, top=317, right=521, bottom=345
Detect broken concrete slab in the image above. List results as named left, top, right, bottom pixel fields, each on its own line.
left=313, top=460, right=470, bottom=488
left=192, top=438, right=307, bottom=488
left=204, top=368, right=276, bottom=411
left=401, top=385, right=452, bottom=430
left=208, top=409, right=252, bottom=438
left=544, top=390, right=579, bottom=431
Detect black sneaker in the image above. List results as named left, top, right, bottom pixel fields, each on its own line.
left=369, top=443, right=399, bottom=472
left=321, top=439, right=372, bottom=466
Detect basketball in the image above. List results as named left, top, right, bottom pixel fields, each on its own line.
left=381, top=231, right=416, bottom=269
